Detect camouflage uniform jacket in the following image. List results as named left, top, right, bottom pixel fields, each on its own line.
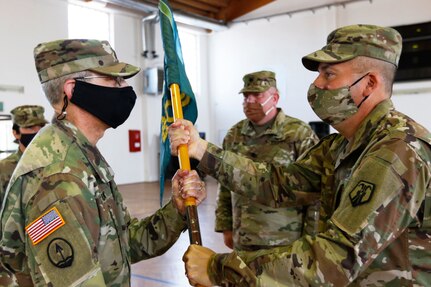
left=0, top=149, right=22, bottom=206
left=0, top=150, right=21, bottom=287
left=0, top=119, right=187, bottom=287
left=198, top=99, right=431, bottom=286
left=215, top=109, right=319, bottom=249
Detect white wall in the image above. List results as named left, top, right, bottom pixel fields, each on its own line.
left=205, top=0, right=431, bottom=144
left=0, top=0, right=67, bottom=115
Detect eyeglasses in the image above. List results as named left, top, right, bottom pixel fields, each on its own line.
left=74, top=75, right=124, bottom=86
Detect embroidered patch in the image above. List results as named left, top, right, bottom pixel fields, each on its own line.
left=25, top=207, right=65, bottom=245
left=349, top=181, right=375, bottom=207
left=47, top=238, right=74, bottom=268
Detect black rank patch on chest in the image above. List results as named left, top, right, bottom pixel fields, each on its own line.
left=349, top=181, right=375, bottom=207
left=47, top=238, right=74, bottom=268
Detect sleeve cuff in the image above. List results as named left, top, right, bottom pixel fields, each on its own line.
left=208, top=253, right=227, bottom=285
left=197, top=142, right=224, bottom=177
left=208, top=251, right=259, bottom=286
left=214, top=223, right=233, bottom=232
left=163, top=200, right=188, bottom=232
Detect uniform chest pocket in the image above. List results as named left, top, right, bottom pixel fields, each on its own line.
left=96, top=185, right=120, bottom=225
left=94, top=184, right=129, bottom=281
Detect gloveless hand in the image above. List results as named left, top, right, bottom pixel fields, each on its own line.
left=171, top=170, right=206, bottom=215
left=183, top=244, right=215, bottom=286
left=168, top=119, right=207, bottom=160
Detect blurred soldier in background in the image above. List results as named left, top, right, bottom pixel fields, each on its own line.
left=215, top=70, right=319, bottom=255
left=0, top=105, right=47, bottom=201
left=0, top=105, right=47, bottom=287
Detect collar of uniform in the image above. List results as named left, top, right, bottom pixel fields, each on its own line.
left=55, top=119, right=114, bottom=183
left=242, top=108, right=284, bottom=138
left=16, top=148, right=23, bottom=156
left=342, top=99, right=393, bottom=157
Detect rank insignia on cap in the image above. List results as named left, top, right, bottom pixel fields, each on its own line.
left=349, top=181, right=375, bottom=207
left=26, top=207, right=65, bottom=245
left=258, top=79, right=269, bottom=86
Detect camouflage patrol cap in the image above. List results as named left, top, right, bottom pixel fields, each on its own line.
left=302, top=24, right=402, bottom=71
left=34, top=39, right=140, bottom=83
left=10, top=105, right=48, bottom=128
left=239, top=70, right=277, bottom=94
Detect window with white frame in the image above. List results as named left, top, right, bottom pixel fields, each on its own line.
left=68, top=3, right=111, bottom=42
left=0, top=115, right=14, bottom=160
left=178, top=28, right=199, bottom=93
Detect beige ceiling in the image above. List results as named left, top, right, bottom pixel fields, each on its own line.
left=101, top=0, right=275, bottom=24
left=96, top=0, right=366, bottom=27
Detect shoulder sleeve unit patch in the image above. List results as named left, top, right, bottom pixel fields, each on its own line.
left=26, top=207, right=66, bottom=245
left=349, top=180, right=375, bottom=207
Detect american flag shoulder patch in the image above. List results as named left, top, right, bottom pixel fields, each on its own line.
left=25, top=207, right=66, bottom=245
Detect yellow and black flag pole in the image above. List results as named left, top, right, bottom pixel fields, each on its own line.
left=169, top=83, right=202, bottom=246
left=158, top=0, right=202, bottom=247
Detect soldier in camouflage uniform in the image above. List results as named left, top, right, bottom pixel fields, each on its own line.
left=215, top=70, right=319, bottom=252
left=0, top=39, right=207, bottom=286
left=0, top=105, right=47, bottom=286
left=169, top=24, right=431, bottom=286
left=0, top=105, right=47, bottom=204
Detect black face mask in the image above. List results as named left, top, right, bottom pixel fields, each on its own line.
left=71, top=80, right=137, bottom=129
left=20, top=133, right=37, bottom=147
